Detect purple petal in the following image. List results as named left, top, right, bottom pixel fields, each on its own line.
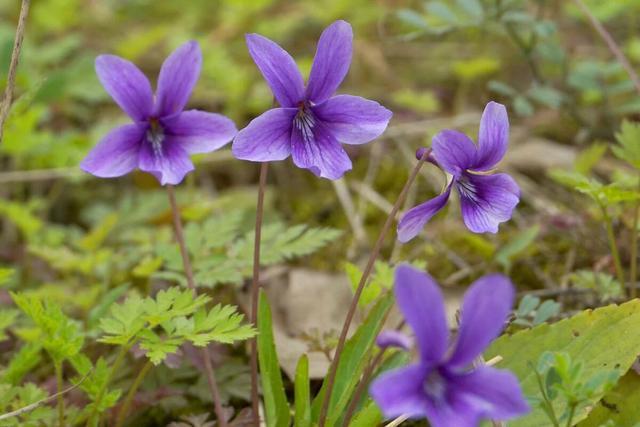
left=369, top=364, right=428, bottom=418
left=154, top=41, right=202, bottom=117
left=422, top=396, right=480, bottom=427
left=397, top=184, right=452, bottom=243
left=394, top=265, right=449, bottom=363
left=458, top=173, right=520, bottom=234
left=376, top=330, right=413, bottom=351
left=474, top=101, right=509, bottom=171
left=432, top=130, right=477, bottom=175
left=138, top=137, right=195, bottom=185
left=305, top=20, right=353, bottom=104
left=448, top=274, right=515, bottom=369
left=95, top=55, right=153, bottom=122
left=232, top=108, right=296, bottom=161
left=312, top=95, right=392, bottom=145
left=81, top=124, right=145, bottom=178
left=245, top=33, right=304, bottom=108
left=161, top=110, right=237, bottom=154
left=451, top=367, right=530, bottom=420
left=290, top=117, right=352, bottom=180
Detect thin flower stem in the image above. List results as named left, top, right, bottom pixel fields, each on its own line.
left=601, top=205, right=626, bottom=288
left=341, top=349, right=386, bottom=427
left=114, top=360, right=153, bottom=427
left=54, top=361, right=65, bottom=427
left=318, top=152, right=429, bottom=427
left=250, top=162, right=269, bottom=426
left=630, top=177, right=640, bottom=299
left=0, top=0, right=30, bottom=144
left=166, top=185, right=228, bottom=427
left=572, top=0, right=640, bottom=95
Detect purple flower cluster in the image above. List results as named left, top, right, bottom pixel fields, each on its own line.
left=370, top=265, right=529, bottom=425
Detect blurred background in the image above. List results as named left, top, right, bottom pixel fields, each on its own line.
left=1, top=0, right=640, bottom=421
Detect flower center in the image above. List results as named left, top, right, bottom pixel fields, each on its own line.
left=294, top=102, right=315, bottom=144
left=456, top=175, right=479, bottom=202
left=423, top=370, right=447, bottom=403
left=146, top=118, right=165, bottom=158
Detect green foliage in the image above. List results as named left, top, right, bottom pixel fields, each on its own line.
left=512, top=295, right=561, bottom=328
left=257, top=290, right=290, bottom=427
left=579, top=371, right=640, bottom=426
left=486, top=300, right=640, bottom=426
left=532, top=352, right=619, bottom=426
left=99, top=287, right=254, bottom=365
left=613, top=120, right=640, bottom=169
left=69, top=356, right=122, bottom=418
left=571, top=270, right=624, bottom=302
left=0, top=383, right=55, bottom=427
left=294, top=355, right=311, bottom=427
left=11, top=293, right=84, bottom=365
left=495, top=225, right=540, bottom=272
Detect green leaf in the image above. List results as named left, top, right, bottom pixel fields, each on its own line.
left=495, top=225, right=540, bottom=271
left=613, top=120, right=640, bottom=169
left=312, top=294, right=394, bottom=427
left=486, top=300, right=640, bottom=426
left=1, top=343, right=42, bottom=385
left=0, top=309, right=18, bottom=341
left=294, top=354, right=311, bottom=427
left=257, top=290, right=290, bottom=427
left=575, top=143, right=608, bottom=175
left=180, top=304, right=255, bottom=346
left=98, top=294, right=145, bottom=345
left=579, top=371, right=640, bottom=426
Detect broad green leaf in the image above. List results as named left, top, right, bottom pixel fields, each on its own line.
left=486, top=300, right=640, bottom=426
left=258, top=290, right=290, bottom=427
left=349, top=402, right=382, bottom=427
left=294, top=354, right=311, bottom=427
left=579, top=371, right=640, bottom=426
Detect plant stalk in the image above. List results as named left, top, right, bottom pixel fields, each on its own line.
left=249, top=162, right=268, bottom=426
left=166, top=185, right=227, bottom=427
left=318, top=151, right=429, bottom=427
left=601, top=206, right=626, bottom=289
left=114, top=361, right=152, bottom=427
left=54, top=361, right=65, bottom=427
left=0, top=0, right=30, bottom=144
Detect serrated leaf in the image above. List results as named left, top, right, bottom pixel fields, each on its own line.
left=258, top=290, right=290, bottom=427
left=575, top=143, right=608, bottom=175
left=613, top=120, right=640, bottom=169
left=486, top=300, right=640, bottom=426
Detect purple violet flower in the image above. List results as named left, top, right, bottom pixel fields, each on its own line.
left=232, top=20, right=392, bottom=180
left=370, top=265, right=529, bottom=425
left=397, top=102, right=519, bottom=242
left=81, top=41, right=237, bottom=185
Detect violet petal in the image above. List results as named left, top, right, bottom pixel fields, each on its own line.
left=232, top=108, right=296, bottom=161
left=376, top=330, right=413, bottom=351
left=245, top=33, right=305, bottom=108
left=451, top=366, right=530, bottom=420
left=138, top=136, right=195, bottom=185
left=305, top=20, right=353, bottom=104
left=95, top=55, right=153, bottom=122
left=448, top=274, right=514, bottom=368
left=312, top=94, right=392, bottom=145
left=162, top=110, right=237, bottom=154
left=394, top=265, right=449, bottom=363
left=458, top=172, right=520, bottom=234
left=155, top=41, right=202, bottom=117
left=397, top=184, right=452, bottom=243
left=474, top=101, right=509, bottom=171
left=290, top=118, right=352, bottom=180
left=369, top=363, right=428, bottom=419
left=80, top=124, right=145, bottom=178
left=431, top=129, right=477, bottom=175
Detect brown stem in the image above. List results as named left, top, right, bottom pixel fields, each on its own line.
left=0, top=0, right=30, bottom=145
left=341, top=350, right=386, bottom=427
left=249, top=162, right=268, bottom=427
left=318, top=152, right=429, bottom=427
left=573, top=0, right=640, bottom=94
left=166, top=186, right=228, bottom=427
